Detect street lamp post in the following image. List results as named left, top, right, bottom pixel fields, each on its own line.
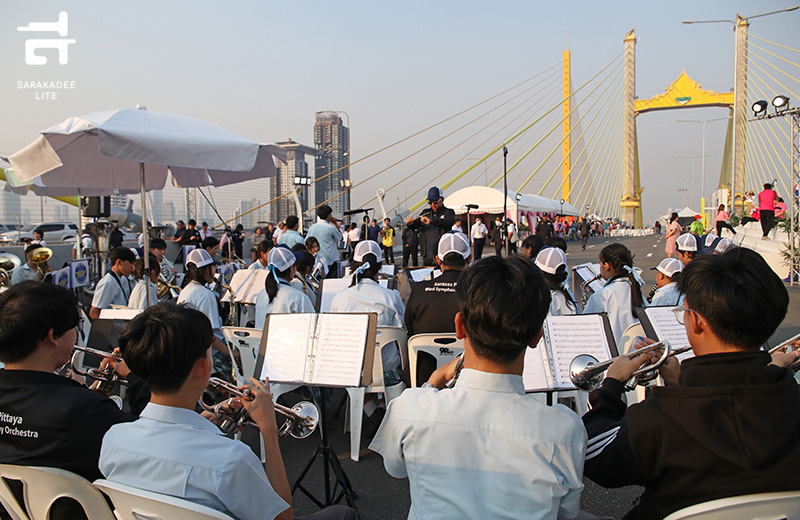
left=675, top=155, right=710, bottom=209
left=683, top=6, right=799, bottom=215
left=677, top=117, right=729, bottom=211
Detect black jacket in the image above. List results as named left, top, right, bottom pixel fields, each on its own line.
left=583, top=351, right=800, bottom=520
left=407, top=205, right=455, bottom=263
left=404, top=270, right=461, bottom=337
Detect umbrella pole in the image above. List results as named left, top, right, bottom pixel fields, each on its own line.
left=76, top=188, right=82, bottom=259
left=140, top=162, right=151, bottom=307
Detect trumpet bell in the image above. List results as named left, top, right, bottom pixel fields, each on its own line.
left=279, top=401, right=319, bottom=439
left=569, top=354, right=604, bottom=391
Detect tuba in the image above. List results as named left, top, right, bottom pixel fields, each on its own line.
left=28, top=247, right=52, bottom=281
left=0, top=253, right=21, bottom=287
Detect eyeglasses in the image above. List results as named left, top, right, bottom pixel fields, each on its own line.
left=671, top=304, right=706, bottom=326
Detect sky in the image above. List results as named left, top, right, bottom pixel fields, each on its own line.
left=1, top=0, right=798, bottom=227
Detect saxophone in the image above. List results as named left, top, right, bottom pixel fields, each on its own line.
left=580, top=274, right=603, bottom=309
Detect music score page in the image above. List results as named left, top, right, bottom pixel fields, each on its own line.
left=310, top=314, right=370, bottom=386
left=260, top=314, right=314, bottom=383
left=643, top=306, right=694, bottom=362
left=544, top=315, right=613, bottom=389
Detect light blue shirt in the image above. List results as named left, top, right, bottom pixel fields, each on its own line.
left=253, top=281, right=316, bottom=331
left=548, top=289, right=577, bottom=317
left=100, top=403, right=288, bottom=520
left=370, top=369, right=586, bottom=520
left=650, top=282, right=682, bottom=307
left=177, top=281, right=223, bottom=342
left=330, top=278, right=405, bottom=328
left=277, top=229, right=305, bottom=249
left=583, top=277, right=638, bottom=345
left=306, top=219, right=341, bottom=267
left=91, top=270, right=131, bottom=310
left=249, top=260, right=267, bottom=270
left=128, top=279, right=158, bottom=309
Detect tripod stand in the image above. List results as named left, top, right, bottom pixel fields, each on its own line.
left=292, top=387, right=358, bottom=510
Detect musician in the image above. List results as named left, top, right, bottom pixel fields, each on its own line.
left=89, top=247, right=135, bottom=319
left=648, top=258, right=682, bottom=307
left=128, top=256, right=160, bottom=310
left=277, top=215, right=305, bottom=250
left=676, top=233, right=697, bottom=266
left=582, top=243, right=645, bottom=345
left=250, top=240, right=273, bottom=270
left=72, top=226, right=93, bottom=260
left=291, top=250, right=318, bottom=305
left=331, top=240, right=405, bottom=328
left=405, top=232, right=471, bottom=337
left=371, top=256, right=586, bottom=519
left=306, top=205, right=344, bottom=276
left=405, top=186, right=456, bottom=266
left=582, top=248, right=798, bottom=520
left=521, top=234, right=545, bottom=260
left=202, top=236, right=220, bottom=259
left=535, top=247, right=577, bottom=316
left=0, top=282, right=147, bottom=518
left=253, top=247, right=315, bottom=331
left=10, top=245, right=42, bottom=285
left=98, top=303, right=355, bottom=520
left=176, top=249, right=233, bottom=377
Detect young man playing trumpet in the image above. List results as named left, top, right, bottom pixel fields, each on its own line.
left=371, top=256, right=587, bottom=519
left=582, top=248, right=800, bottom=519
left=99, top=302, right=357, bottom=520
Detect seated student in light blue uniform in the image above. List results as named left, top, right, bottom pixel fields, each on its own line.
left=128, top=256, right=160, bottom=310
left=253, top=246, right=315, bottom=331
left=583, top=243, right=646, bottom=345
left=534, top=246, right=577, bottom=316
left=330, top=240, right=405, bottom=328
left=648, top=258, right=683, bottom=307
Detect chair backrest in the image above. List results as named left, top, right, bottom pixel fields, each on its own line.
left=0, top=464, right=115, bottom=520
left=221, top=326, right=262, bottom=385
left=371, top=327, right=409, bottom=389
left=617, top=321, right=645, bottom=354
left=407, top=333, right=464, bottom=387
left=663, top=490, right=800, bottom=520
left=94, top=479, right=234, bottom=520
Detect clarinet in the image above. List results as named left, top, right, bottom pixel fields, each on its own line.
left=646, top=284, right=657, bottom=304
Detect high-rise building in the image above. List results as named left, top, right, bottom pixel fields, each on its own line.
left=313, top=112, right=350, bottom=218
left=148, top=190, right=164, bottom=225
left=237, top=198, right=258, bottom=230
left=270, top=139, right=319, bottom=223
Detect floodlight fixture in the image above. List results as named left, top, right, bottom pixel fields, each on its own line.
left=773, top=95, right=790, bottom=113
left=752, top=100, right=769, bottom=117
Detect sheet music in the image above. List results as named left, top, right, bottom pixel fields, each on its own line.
left=573, top=263, right=604, bottom=293
left=380, top=264, right=397, bottom=277
left=544, top=315, right=612, bottom=388
left=644, top=306, right=695, bottom=362
left=260, top=314, right=315, bottom=382
left=221, top=269, right=268, bottom=304
left=408, top=267, right=434, bottom=282
left=523, top=338, right=552, bottom=392
left=310, top=314, right=370, bottom=386
left=319, top=278, right=390, bottom=313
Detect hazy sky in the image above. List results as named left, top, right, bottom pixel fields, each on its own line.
left=1, top=1, right=798, bottom=226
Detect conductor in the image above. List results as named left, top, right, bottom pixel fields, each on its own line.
left=406, top=186, right=456, bottom=266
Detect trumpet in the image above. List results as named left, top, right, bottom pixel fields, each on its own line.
left=69, top=345, right=127, bottom=408
left=768, top=332, right=800, bottom=372
left=202, top=377, right=319, bottom=439
left=569, top=341, right=692, bottom=392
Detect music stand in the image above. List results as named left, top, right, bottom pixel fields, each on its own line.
left=291, top=387, right=357, bottom=509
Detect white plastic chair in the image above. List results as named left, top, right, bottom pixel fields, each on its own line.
left=407, top=333, right=464, bottom=388
left=346, top=326, right=409, bottom=461
left=663, top=490, right=800, bottom=520
left=0, top=464, right=114, bottom=520
left=94, top=479, right=234, bottom=520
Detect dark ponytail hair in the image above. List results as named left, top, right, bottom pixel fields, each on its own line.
left=542, top=265, right=576, bottom=311
left=349, top=253, right=381, bottom=288
left=670, top=212, right=679, bottom=223
left=265, top=266, right=293, bottom=303
left=599, top=243, right=644, bottom=317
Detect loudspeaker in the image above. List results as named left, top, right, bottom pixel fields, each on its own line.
left=82, top=196, right=111, bottom=217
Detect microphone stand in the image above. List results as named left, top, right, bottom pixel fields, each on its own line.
left=503, top=146, right=509, bottom=257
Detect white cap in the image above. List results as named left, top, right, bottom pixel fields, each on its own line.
left=653, top=257, right=683, bottom=277
left=534, top=247, right=567, bottom=275
left=676, top=233, right=698, bottom=252
left=704, top=232, right=718, bottom=244
left=268, top=246, right=296, bottom=272
left=715, top=237, right=733, bottom=254
left=186, top=248, right=214, bottom=268
left=437, top=232, right=471, bottom=260
left=354, top=240, right=382, bottom=262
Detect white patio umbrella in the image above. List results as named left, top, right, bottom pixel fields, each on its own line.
left=6, top=107, right=286, bottom=306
